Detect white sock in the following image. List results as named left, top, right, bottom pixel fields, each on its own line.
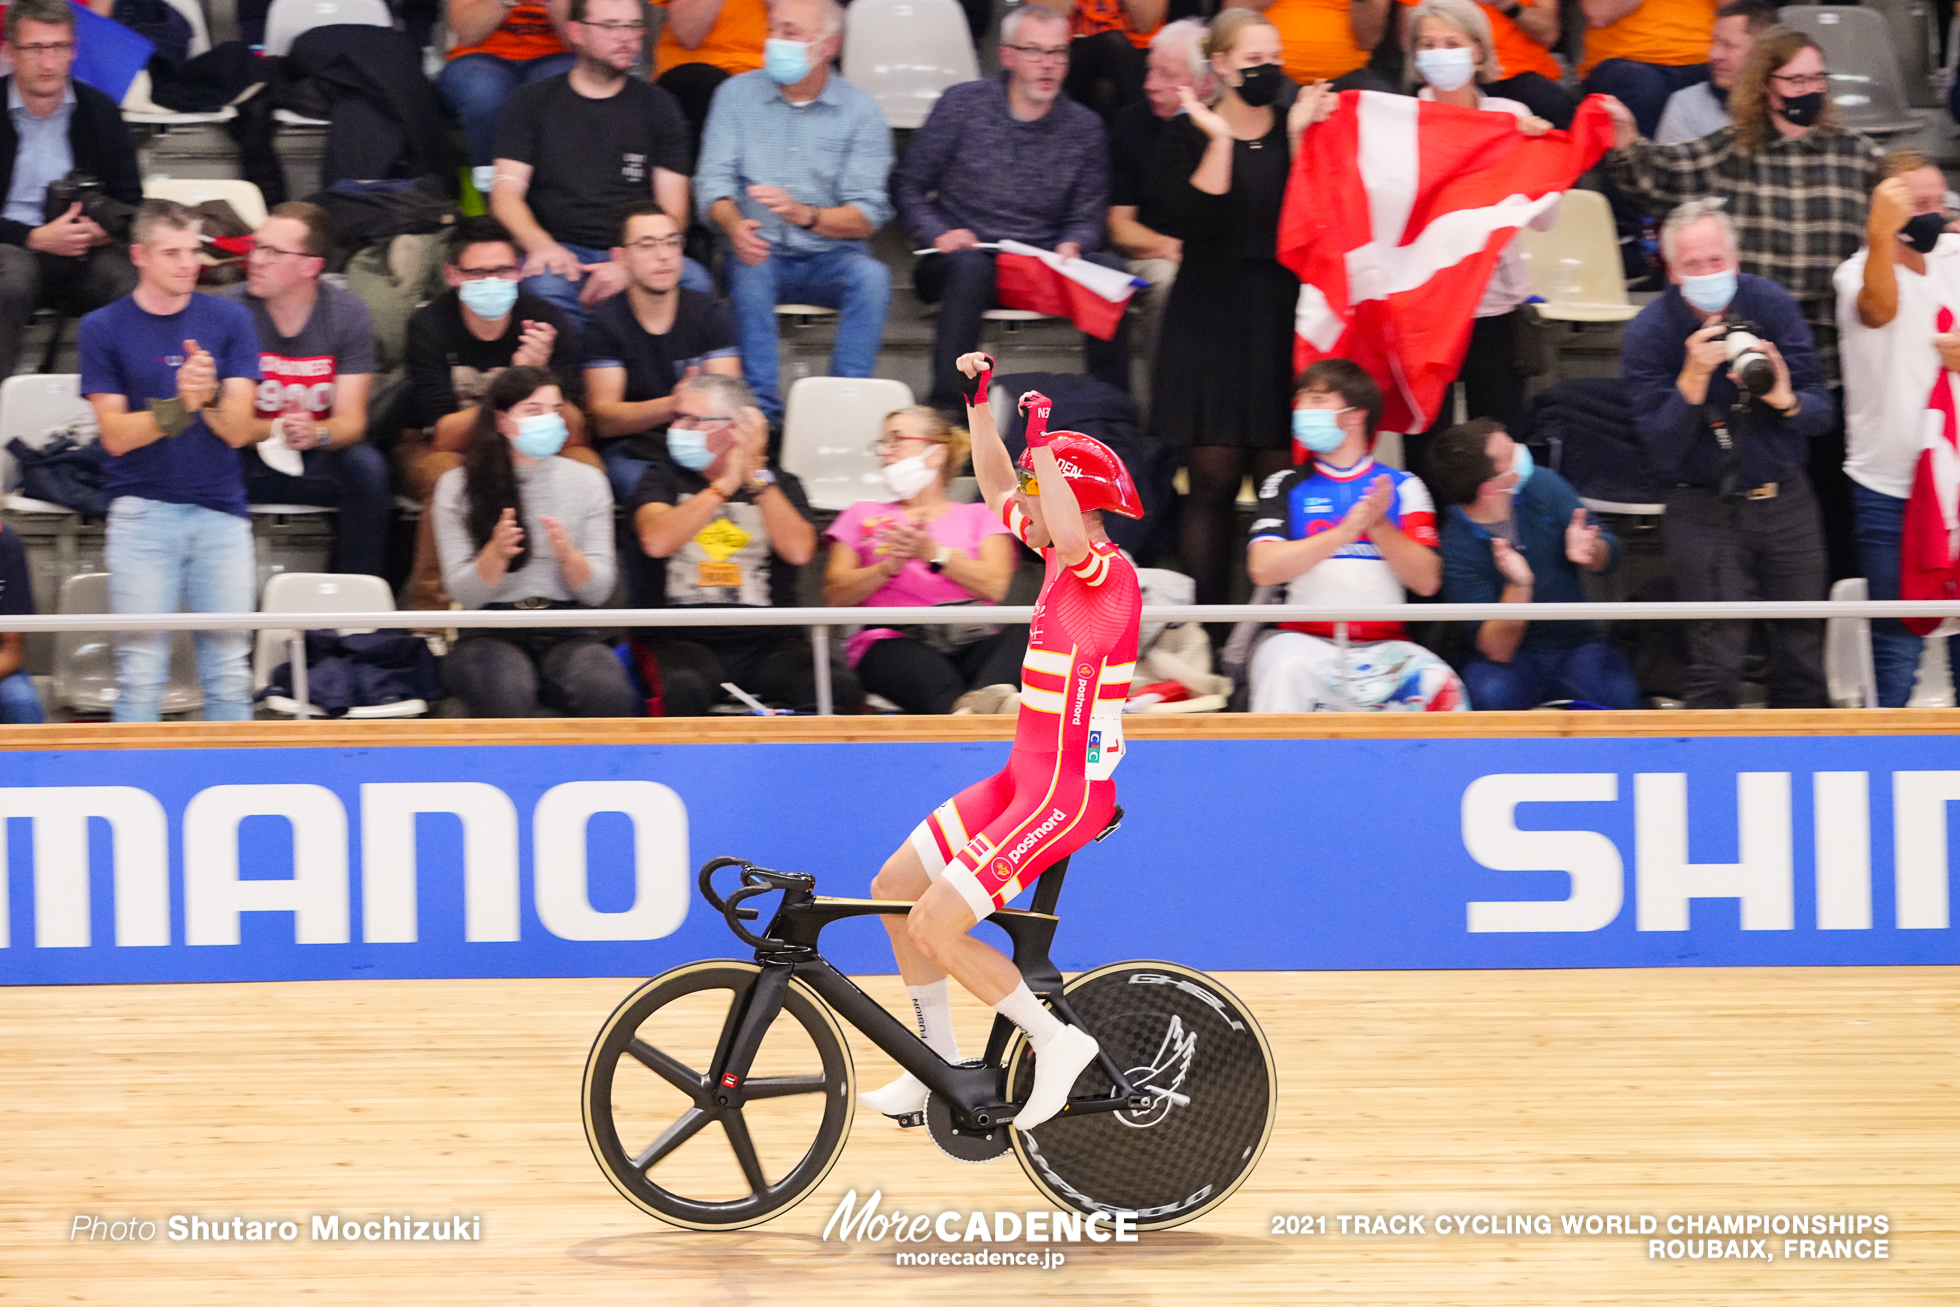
left=992, top=981, right=1067, bottom=1050
left=907, top=981, right=962, bottom=1063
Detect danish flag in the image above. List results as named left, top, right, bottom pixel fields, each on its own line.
left=1900, top=305, right=1960, bottom=636
left=1278, top=91, right=1615, bottom=432
left=993, top=239, right=1145, bottom=341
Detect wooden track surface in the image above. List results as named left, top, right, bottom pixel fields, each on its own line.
left=0, top=707, right=1956, bottom=750
left=3, top=968, right=1954, bottom=1304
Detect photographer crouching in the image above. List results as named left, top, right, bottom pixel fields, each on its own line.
left=0, top=0, right=140, bottom=378
left=1622, top=197, right=1834, bottom=708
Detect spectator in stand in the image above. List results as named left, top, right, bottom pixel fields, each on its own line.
left=1621, top=198, right=1833, bottom=709
left=1395, top=0, right=1575, bottom=127
left=433, top=365, right=641, bottom=718
left=400, top=216, right=601, bottom=610
left=1654, top=0, right=1774, bottom=145
left=1107, top=18, right=1213, bottom=372
left=630, top=372, right=863, bottom=714
left=490, top=0, right=708, bottom=332
left=221, top=202, right=390, bottom=579
left=895, top=4, right=1131, bottom=414
left=0, top=0, right=141, bottom=380
left=1245, top=359, right=1466, bottom=712
left=822, top=406, right=1023, bottom=714
left=1835, top=153, right=1960, bottom=707
left=1045, top=0, right=1165, bottom=121
left=81, top=200, right=260, bottom=723
left=437, top=0, right=575, bottom=192
left=695, top=0, right=893, bottom=422
left=1579, top=0, right=1717, bottom=138
left=652, top=0, right=767, bottom=152
left=1428, top=417, right=1642, bottom=710
left=1150, top=10, right=1329, bottom=609
left=1400, top=0, right=1557, bottom=482
left=0, top=521, right=41, bottom=723
left=1604, top=27, right=1883, bottom=577
left=1233, top=0, right=1396, bottom=93
left=584, top=203, right=742, bottom=503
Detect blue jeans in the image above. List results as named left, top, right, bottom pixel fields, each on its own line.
left=521, top=242, right=712, bottom=336
left=242, top=443, right=392, bottom=577
left=1851, top=480, right=1940, bottom=707
left=599, top=439, right=653, bottom=504
left=0, top=670, right=42, bottom=722
left=723, top=244, right=893, bottom=419
left=1581, top=59, right=1710, bottom=138
left=106, top=497, right=255, bottom=723
left=1462, top=641, right=1644, bottom=710
left=438, top=52, right=577, bottom=168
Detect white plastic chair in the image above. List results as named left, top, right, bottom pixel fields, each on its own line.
left=1781, top=7, right=1923, bottom=135
left=1825, top=576, right=1879, bottom=708
left=1514, top=190, right=1638, bottom=324
left=142, top=177, right=270, bottom=229
left=780, top=376, right=915, bottom=512
left=263, top=0, right=394, bottom=57
left=0, top=374, right=93, bottom=516
left=253, top=572, right=428, bottom=718
left=842, top=0, right=980, bottom=130
left=1863, top=0, right=1941, bottom=108
left=52, top=573, right=206, bottom=716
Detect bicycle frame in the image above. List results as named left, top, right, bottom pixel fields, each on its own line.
left=697, top=853, right=1152, bottom=1131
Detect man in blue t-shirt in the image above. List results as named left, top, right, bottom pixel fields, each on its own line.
left=79, top=198, right=260, bottom=722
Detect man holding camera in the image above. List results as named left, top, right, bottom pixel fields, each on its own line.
left=1622, top=198, right=1833, bottom=708
left=0, top=0, right=141, bottom=378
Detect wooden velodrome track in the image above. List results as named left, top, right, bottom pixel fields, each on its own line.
left=2, top=714, right=1957, bottom=1304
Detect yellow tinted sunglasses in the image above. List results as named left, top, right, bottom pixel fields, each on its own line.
left=1017, top=465, right=1040, bottom=495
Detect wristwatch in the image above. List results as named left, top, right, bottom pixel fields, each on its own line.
left=798, top=205, right=820, bottom=230
left=928, top=547, right=953, bottom=574
left=744, top=468, right=778, bottom=496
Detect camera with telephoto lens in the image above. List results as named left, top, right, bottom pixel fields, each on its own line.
left=1721, top=319, right=1777, bottom=399
left=42, top=171, right=135, bottom=245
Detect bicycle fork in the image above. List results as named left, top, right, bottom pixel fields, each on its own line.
left=705, top=963, right=796, bottom=1110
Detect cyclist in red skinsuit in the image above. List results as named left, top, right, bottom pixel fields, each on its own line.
left=863, top=351, right=1143, bottom=1134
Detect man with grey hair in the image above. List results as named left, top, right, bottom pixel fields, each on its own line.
left=1620, top=197, right=1833, bottom=709
left=695, top=0, right=893, bottom=421
left=78, top=200, right=261, bottom=722
left=1107, top=17, right=1210, bottom=371
left=0, top=0, right=142, bottom=377
left=627, top=371, right=863, bottom=713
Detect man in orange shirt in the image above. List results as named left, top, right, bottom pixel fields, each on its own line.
left=653, top=0, right=768, bottom=150
left=439, top=0, right=575, bottom=188
left=1228, top=0, right=1395, bottom=92
left=1578, top=0, right=1718, bottom=137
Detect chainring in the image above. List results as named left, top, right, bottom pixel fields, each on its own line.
left=924, top=1093, right=1011, bottom=1164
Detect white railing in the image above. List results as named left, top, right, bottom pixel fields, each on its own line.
left=12, top=601, right=1960, bottom=716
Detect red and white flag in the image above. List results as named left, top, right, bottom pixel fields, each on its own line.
left=1279, top=91, right=1614, bottom=432
left=1901, top=306, right=1960, bottom=636
left=994, top=239, right=1144, bottom=341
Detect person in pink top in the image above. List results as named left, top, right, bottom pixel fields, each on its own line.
left=823, top=405, right=1022, bottom=713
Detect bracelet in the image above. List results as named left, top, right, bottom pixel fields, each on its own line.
left=148, top=397, right=192, bottom=438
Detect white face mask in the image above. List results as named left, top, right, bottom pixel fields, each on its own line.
left=881, top=453, right=938, bottom=501
left=1415, top=46, right=1477, bottom=93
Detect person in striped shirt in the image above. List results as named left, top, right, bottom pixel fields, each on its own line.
left=862, top=351, right=1143, bottom=1135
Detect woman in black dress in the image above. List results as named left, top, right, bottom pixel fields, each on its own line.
left=1149, top=9, right=1334, bottom=607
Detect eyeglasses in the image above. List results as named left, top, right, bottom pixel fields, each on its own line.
left=456, top=264, right=522, bottom=281
left=1769, top=72, right=1830, bottom=92
left=622, top=236, right=684, bottom=254
left=672, top=415, right=734, bottom=431
left=579, top=19, right=645, bottom=33
left=868, top=433, right=944, bottom=455
left=11, top=41, right=74, bottom=57
left=1004, top=44, right=1070, bottom=64
left=248, top=242, right=313, bottom=263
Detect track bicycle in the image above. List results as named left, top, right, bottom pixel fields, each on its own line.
left=582, top=810, right=1277, bottom=1232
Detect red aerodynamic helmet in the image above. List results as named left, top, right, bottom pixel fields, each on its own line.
left=1015, top=392, right=1144, bottom=519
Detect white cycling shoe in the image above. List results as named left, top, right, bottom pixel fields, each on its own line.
left=1011, top=1025, right=1099, bottom=1133
left=860, top=1071, right=930, bottom=1117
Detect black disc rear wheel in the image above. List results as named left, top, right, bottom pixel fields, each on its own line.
left=583, top=961, right=855, bottom=1230
left=1005, top=961, right=1275, bottom=1230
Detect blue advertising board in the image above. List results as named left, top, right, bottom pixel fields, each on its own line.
left=3, top=732, right=1960, bottom=985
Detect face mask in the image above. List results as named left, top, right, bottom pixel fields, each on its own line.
left=457, top=275, right=519, bottom=320
left=512, top=411, right=567, bottom=459
left=1292, top=406, right=1349, bottom=454
left=881, top=453, right=937, bottom=501
left=1778, top=89, right=1825, bottom=127
left=1234, top=62, right=1283, bottom=108
left=667, top=427, right=717, bottom=471
left=764, top=37, right=812, bottom=85
left=1900, top=211, right=1947, bottom=255
left=1508, top=443, right=1533, bottom=495
left=1679, top=268, right=1737, bottom=314
left=1414, top=47, right=1477, bottom=93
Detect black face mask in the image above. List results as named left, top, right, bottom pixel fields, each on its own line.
left=1778, top=89, right=1825, bottom=127
left=1235, top=63, right=1284, bottom=108
left=1900, top=211, right=1947, bottom=255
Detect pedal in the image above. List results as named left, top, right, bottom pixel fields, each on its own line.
left=891, top=1110, right=926, bottom=1128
